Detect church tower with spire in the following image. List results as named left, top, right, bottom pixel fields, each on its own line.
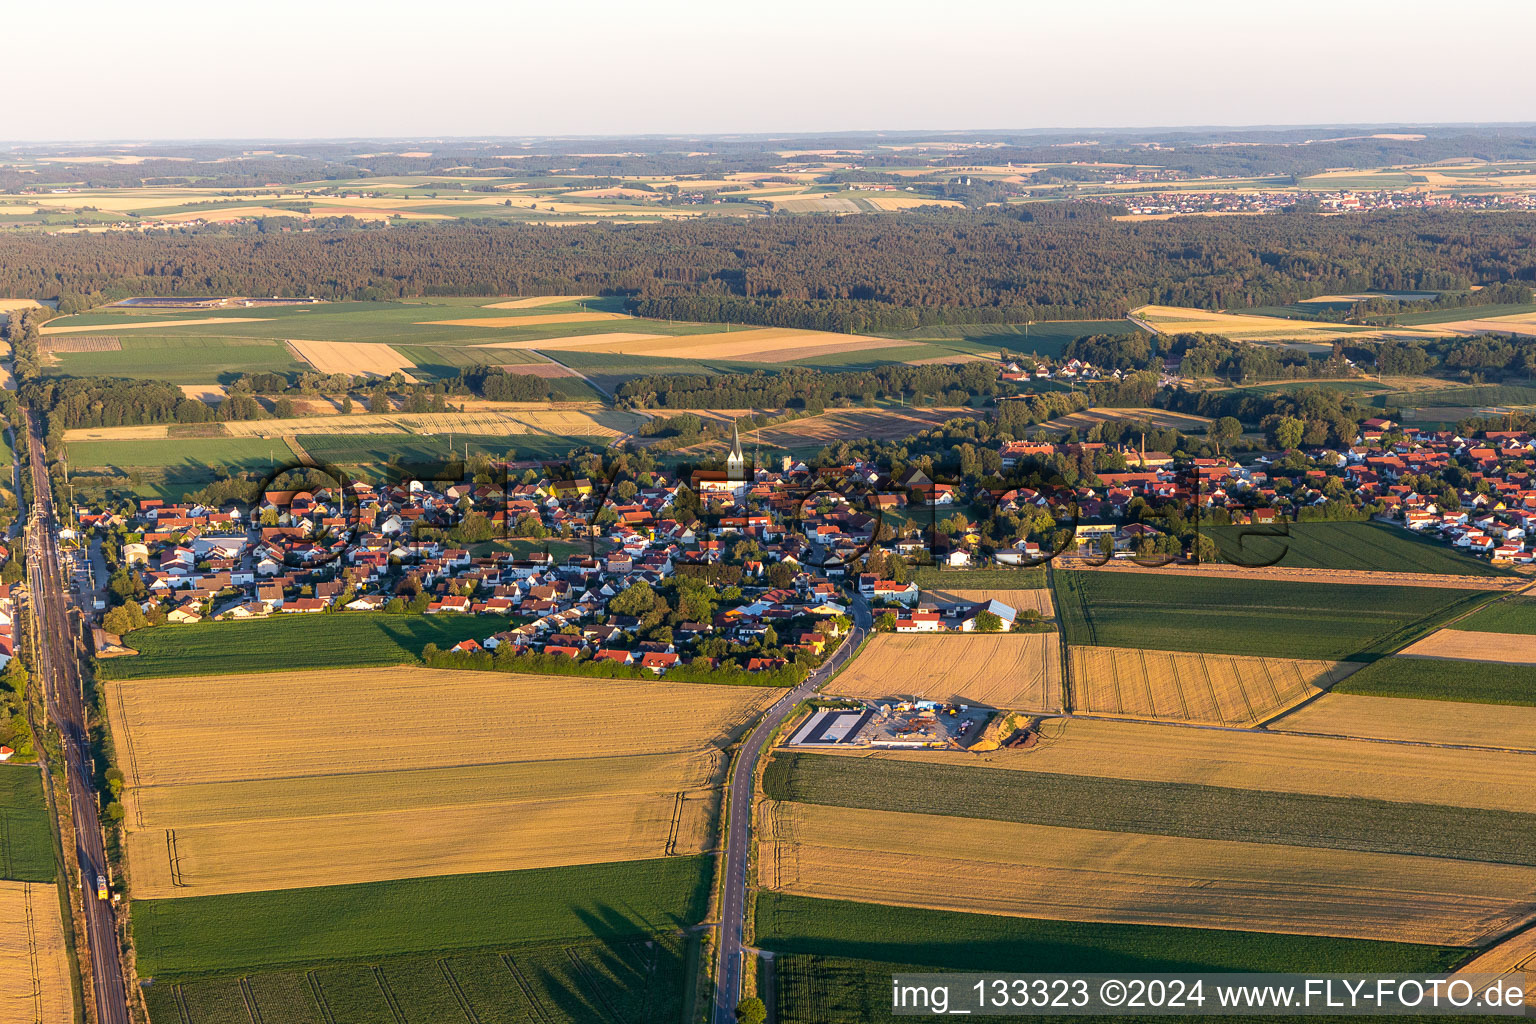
left=726, top=420, right=746, bottom=486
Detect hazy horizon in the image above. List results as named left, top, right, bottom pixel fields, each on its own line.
left=9, top=0, right=1533, bottom=142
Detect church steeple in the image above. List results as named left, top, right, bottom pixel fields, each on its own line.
left=727, top=420, right=745, bottom=481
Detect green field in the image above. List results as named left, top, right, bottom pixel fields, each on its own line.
left=912, top=566, right=1046, bottom=589
left=1205, top=521, right=1511, bottom=576
left=758, top=893, right=1463, bottom=975
left=762, top=893, right=1472, bottom=1024
left=145, top=933, right=693, bottom=1024
left=0, top=763, right=57, bottom=882
left=44, top=299, right=688, bottom=348
left=1332, top=657, right=1536, bottom=706
left=66, top=437, right=287, bottom=472
left=98, top=613, right=516, bottom=680
left=1388, top=302, right=1536, bottom=326
left=43, top=335, right=306, bottom=383
left=1052, top=570, right=1490, bottom=660
left=41, top=300, right=943, bottom=392
left=1457, top=596, right=1536, bottom=634
left=772, top=951, right=1468, bottom=1024
left=763, top=752, right=1536, bottom=865
left=1221, top=379, right=1385, bottom=398
left=296, top=432, right=605, bottom=468
left=134, top=856, right=710, bottom=977
left=551, top=344, right=945, bottom=395
left=891, top=319, right=1142, bottom=358
left=1378, top=383, right=1536, bottom=408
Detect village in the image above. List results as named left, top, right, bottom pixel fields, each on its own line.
left=77, top=411, right=1536, bottom=669
left=68, top=410, right=1536, bottom=676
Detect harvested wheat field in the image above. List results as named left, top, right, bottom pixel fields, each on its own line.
left=905, top=352, right=997, bottom=366
left=160, top=206, right=311, bottom=223
left=1040, top=407, right=1214, bottom=432
left=1132, top=304, right=1431, bottom=343
left=1069, top=646, right=1354, bottom=726
left=127, top=789, right=715, bottom=898
left=130, top=750, right=717, bottom=828
left=37, top=334, right=120, bottom=354
left=760, top=802, right=1536, bottom=944
left=539, top=326, right=916, bottom=363
left=105, top=668, right=773, bottom=787
left=64, top=406, right=640, bottom=442
left=287, top=338, right=417, bottom=380
left=40, top=317, right=272, bottom=334
left=473, top=331, right=666, bottom=351
left=1399, top=629, right=1536, bottom=665
left=481, top=295, right=595, bottom=309
left=1269, top=693, right=1536, bottom=750
left=1068, top=560, right=1528, bottom=592
left=0, top=880, right=73, bottom=1024
left=1457, top=927, right=1536, bottom=1007
left=922, top=589, right=1054, bottom=618
left=752, top=408, right=966, bottom=444
left=223, top=407, right=639, bottom=439
left=827, top=633, right=1061, bottom=710
left=821, top=716, right=1536, bottom=813
left=420, top=312, right=630, bottom=328
left=106, top=668, right=774, bottom=897
left=1437, top=311, right=1536, bottom=338
left=178, top=384, right=227, bottom=404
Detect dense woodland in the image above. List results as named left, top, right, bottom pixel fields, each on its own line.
left=615, top=363, right=1002, bottom=410
left=5, top=209, right=1536, bottom=331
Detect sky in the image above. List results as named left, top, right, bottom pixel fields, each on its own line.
left=7, top=0, right=1535, bottom=141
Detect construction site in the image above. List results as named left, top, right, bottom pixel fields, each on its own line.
left=788, top=701, right=999, bottom=750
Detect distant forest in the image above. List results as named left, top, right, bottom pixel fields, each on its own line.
left=6, top=208, right=1536, bottom=331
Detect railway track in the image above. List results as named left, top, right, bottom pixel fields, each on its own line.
left=23, top=408, right=133, bottom=1024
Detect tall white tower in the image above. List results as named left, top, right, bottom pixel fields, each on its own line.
left=726, top=421, right=745, bottom=485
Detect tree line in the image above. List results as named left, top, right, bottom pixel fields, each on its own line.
left=3, top=209, right=1534, bottom=331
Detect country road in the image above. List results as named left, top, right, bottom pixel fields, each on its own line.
left=712, top=591, right=872, bottom=1024
left=24, top=409, right=132, bottom=1024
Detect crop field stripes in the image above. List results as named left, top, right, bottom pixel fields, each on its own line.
left=1135, top=650, right=1164, bottom=717
left=165, top=829, right=187, bottom=887
left=23, top=882, right=41, bottom=1024
left=565, top=945, right=629, bottom=1023
left=112, top=680, right=145, bottom=823
left=500, top=954, right=554, bottom=1024
left=284, top=436, right=316, bottom=468
left=1106, top=650, right=1125, bottom=713
left=171, top=984, right=193, bottom=1024
left=664, top=792, right=685, bottom=856
left=238, top=976, right=265, bottom=1024
left=1212, top=657, right=1257, bottom=723
left=305, top=971, right=338, bottom=1024
left=627, top=939, right=661, bottom=1024
left=436, top=958, right=482, bottom=1024
left=0, top=810, right=11, bottom=878
left=369, top=964, right=408, bottom=1024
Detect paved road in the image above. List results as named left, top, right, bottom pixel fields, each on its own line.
left=24, top=410, right=132, bottom=1024
left=712, top=593, right=872, bottom=1024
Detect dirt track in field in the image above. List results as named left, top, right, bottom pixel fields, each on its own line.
left=1062, top=558, right=1528, bottom=592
